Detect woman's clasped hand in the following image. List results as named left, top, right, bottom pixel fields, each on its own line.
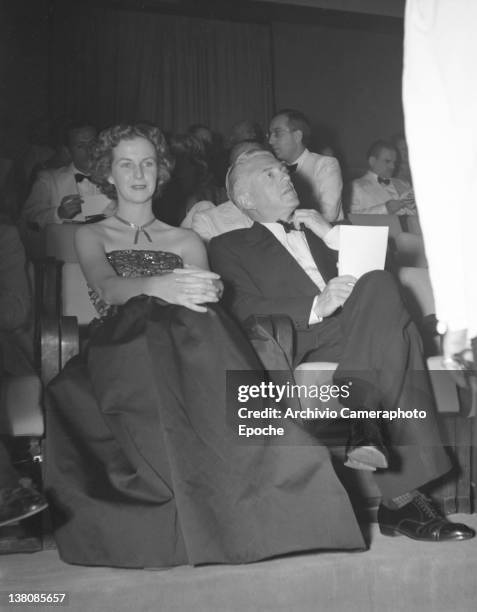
left=150, top=266, right=222, bottom=312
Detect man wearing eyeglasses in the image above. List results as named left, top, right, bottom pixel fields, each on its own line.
left=268, top=109, right=343, bottom=222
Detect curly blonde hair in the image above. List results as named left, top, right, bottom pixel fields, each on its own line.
left=90, top=124, right=173, bottom=200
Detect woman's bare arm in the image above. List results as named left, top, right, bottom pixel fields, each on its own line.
left=75, top=224, right=220, bottom=312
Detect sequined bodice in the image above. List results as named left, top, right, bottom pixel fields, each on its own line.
left=89, top=250, right=183, bottom=317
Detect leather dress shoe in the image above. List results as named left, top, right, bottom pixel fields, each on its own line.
left=378, top=492, right=475, bottom=541
left=0, top=484, right=48, bottom=528
left=345, top=420, right=388, bottom=471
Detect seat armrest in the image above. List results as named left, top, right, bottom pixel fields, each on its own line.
left=33, top=257, right=63, bottom=319
left=34, top=257, right=81, bottom=384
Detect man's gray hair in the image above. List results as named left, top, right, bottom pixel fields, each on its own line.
left=225, top=150, right=276, bottom=207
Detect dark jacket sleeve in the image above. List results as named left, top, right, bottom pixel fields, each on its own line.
left=209, top=235, right=315, bottom=330
left=0, top=224, right=31, bottom=330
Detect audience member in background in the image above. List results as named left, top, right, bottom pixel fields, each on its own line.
left=155, top=133, right=226, bottom=226
left=268, top=109, right=343, bottom=222
left=0, top=223, right=34, bottom=375
left=188, top=123, right=213, bottom=150
left=229, top=119, right=265, bottom=147
left=188, top=123, right=228, bottom=187
left=0, top=224, right=30, bottom=334
left=22, top=121, right=111, bottom=228
left=181, top=140, right=261, bottom=241
left=392, top=133, right=413, bottom=186
left=350, top=140, right=416, bottom=215
left=0, top=223, right=47, bottom=529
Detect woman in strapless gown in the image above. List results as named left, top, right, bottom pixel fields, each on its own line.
left=45, top=124, right=364, bottom=568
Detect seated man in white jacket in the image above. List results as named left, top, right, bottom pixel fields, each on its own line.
left=350, top=140, right=416, bottom=216
left=22, top=122, right=111, bottom=228
left=268, top=109, right=343, bottom=222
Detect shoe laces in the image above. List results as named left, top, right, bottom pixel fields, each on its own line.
left=413, top=492, right=440, bottom=519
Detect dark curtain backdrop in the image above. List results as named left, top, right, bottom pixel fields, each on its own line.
left=49, top=4, right=273, bottom=136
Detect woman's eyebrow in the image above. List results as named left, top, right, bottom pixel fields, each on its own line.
left=115, top=156, right=156, bottom=162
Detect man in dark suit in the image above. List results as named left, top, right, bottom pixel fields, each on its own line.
left=209, top=150, right=474, bottom=543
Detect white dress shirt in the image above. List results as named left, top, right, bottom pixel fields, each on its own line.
left=262, top=222, right=340, bottom=324
left=290, top=149, right=343, bottom=222
left=350, top=171, right=415, bottom=215
left=23, top=163, right=109, bottom=227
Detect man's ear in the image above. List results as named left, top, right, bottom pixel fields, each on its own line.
left=107, top=175, right=114, bottom=185
left=236, top=192, right=254, bottom=210
left=294, top=129, right=303, bottom=146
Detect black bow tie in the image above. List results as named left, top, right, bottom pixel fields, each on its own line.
left=75, top=173, right=92, bottom=183
left=277, top=220, right=304, bottom=233
left=286, top=163, right=298, bottom=174
left=378, top=176, right=390, bottom=186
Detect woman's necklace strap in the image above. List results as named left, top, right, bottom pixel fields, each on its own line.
left=114, top=214, right=156, bottom=244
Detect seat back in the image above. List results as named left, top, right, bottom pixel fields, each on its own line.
left=0, top=375, right=44, bottom=437
left=61, top=263, right=97, bottom=325
left=39, top=260, right=96, bottom=385
left=348, top=213, right=403, bottom=240
left=44, top=223, right=80, bottom=262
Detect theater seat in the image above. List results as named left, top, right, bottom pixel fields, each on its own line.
left=348, top=213, right=403, bottom=240
left=0, top=375, right=43, bottom=437
left=0, top=260, right=45, bottom=462
left=61, top=263, right=97, bottom=326
left=44, top=222, right=80, bottom=263
left=40, top=259, right=96, bottom=385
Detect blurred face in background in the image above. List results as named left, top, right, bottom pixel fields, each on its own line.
left=268, top=114, right=303, bottom=164
left=369, top=147, right=397, bottom=179
left=396, top=137, right=409, bottom=164
left=190, top=127, right=213, bottom=154
left=68, top=126, right=96, bottom=172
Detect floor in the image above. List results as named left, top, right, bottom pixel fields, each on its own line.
left=1, top=514, right=477, bottom=612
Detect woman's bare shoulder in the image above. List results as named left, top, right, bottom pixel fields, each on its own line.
left=156, top=223, right=202, bottom=245
left=75, top=218, right=112, bottom=247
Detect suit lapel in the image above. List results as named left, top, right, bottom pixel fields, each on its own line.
left=246, top=223, right=317, bottom=293
left=58, top=165, right=79, bottom=197
left=246, top=223, right=337, bottom=292
left=304, top=228, right=338, bottom=283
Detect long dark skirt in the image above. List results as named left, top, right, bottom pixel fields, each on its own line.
left=45, top=297, right=364, bottom=568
